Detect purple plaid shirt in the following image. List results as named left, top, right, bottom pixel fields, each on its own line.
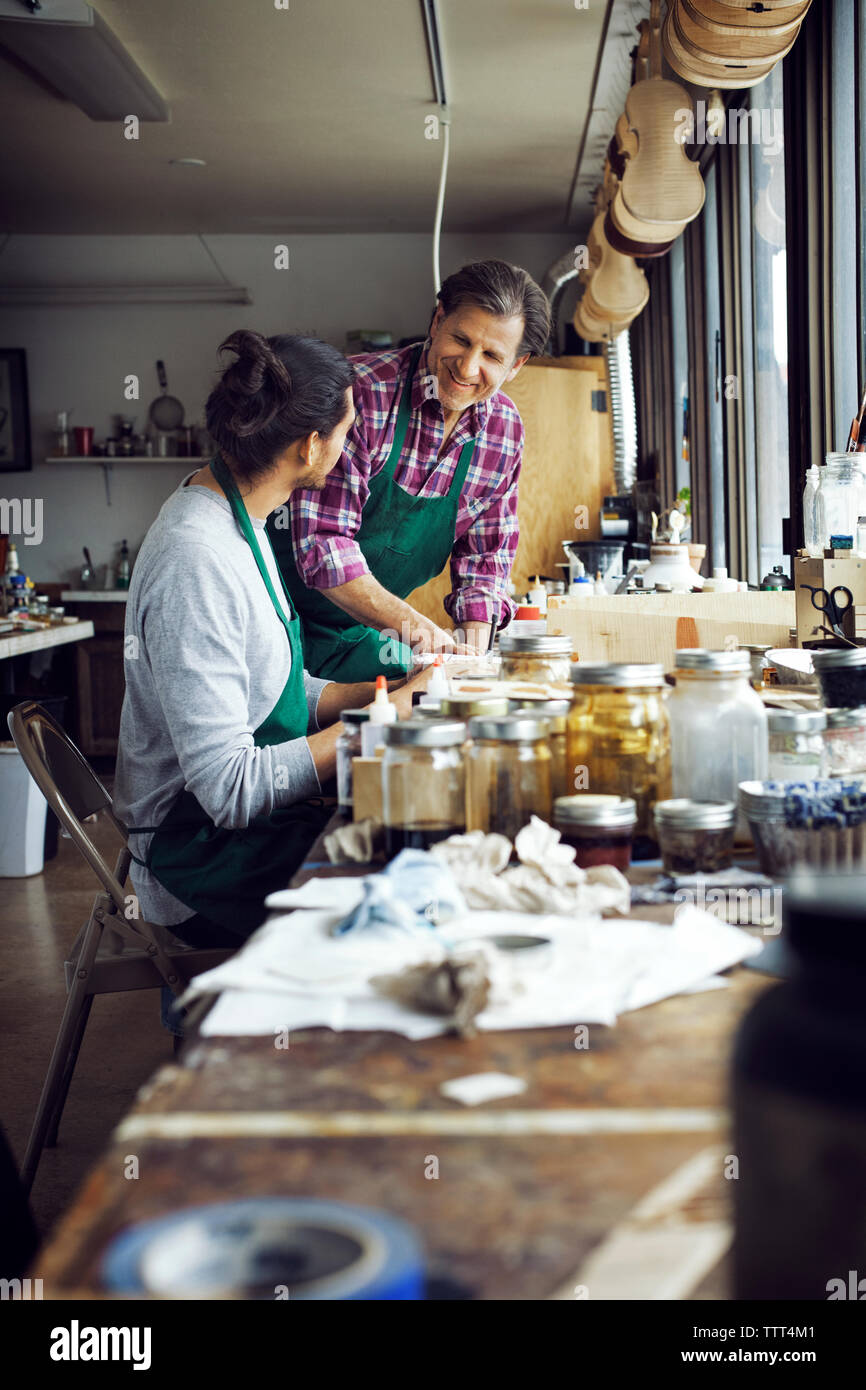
left=289, top=343, right=523, bottom=626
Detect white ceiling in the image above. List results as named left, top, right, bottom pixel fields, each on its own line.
left=0, top=0, right=612, bottom=235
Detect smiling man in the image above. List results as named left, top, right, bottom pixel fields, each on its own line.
left=268, top=259, right=551, bottom=680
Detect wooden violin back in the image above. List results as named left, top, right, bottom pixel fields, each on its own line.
left=673, top=0, right=800, bottom=65
left=619, top=7, right=705, bottom=227
left=662, top=5, right=776, bottom=87
left=681, top=0, right=811, bottom=37
left=584, top=212, right=650, bottom=322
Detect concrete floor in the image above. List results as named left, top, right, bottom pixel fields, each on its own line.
left=1, top=798, right=171, bottom=1241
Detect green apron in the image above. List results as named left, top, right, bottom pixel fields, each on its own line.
left=132, top=454, right=332, bottom=936
left=268, top=344, right=477, bottom=681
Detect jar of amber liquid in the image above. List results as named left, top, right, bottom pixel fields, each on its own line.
left=567, top=663, right=671, bottom=859
left=506, top=697, right=571, bottom=803
left=499, top=633, right=574, bottom=684
left=466, top=715, right=552, bottom=840
left=381, top=720, right=467, bottom=857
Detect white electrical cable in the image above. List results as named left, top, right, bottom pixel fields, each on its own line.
left=432, top=113, right=451, bottom=296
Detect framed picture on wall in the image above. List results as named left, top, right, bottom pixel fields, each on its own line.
left=0, top=349, right=32, bottom=473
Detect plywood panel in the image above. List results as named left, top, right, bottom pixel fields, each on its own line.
left=408, top=358, right=615, bottom=626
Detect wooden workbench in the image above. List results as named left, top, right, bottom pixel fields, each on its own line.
left=34, top=823, right=772, bottom=1300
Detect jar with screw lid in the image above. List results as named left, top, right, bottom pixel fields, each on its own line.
left=823, top=706, right=866, bottom=777
left=811, top=647, right=866, bottom=711
left=654, top=799, right=737, bottom=874
left=567, top=663, right=671, bottom=859
left=506, top=696, right=571, bottom=802
left=466, top=714, right=552, bottom=840
left=668, top=650, right=768, bottom=829
left=553, top=795, right=636, bottom=871
left=498, top=633, right=573, bottom=684
left=381, top=720, right=467, bottom=857
left=336, top=709, right=371, bottom=815
left=767, top=710, right=826, bottom=782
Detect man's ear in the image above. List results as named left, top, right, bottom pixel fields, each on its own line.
left=505, top=353, right=531, bottom=382
left=430, top=303, right=445, bottom=334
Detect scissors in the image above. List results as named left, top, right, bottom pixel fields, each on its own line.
left=804, top=583, right=854, bottom=639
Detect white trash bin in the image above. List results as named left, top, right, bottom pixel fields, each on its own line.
left=0, top=742, right=48, bottom=877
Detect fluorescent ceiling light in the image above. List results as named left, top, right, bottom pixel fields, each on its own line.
left=0, top=285, right=252, bottom=305
left=0, top=0, right=169, bottom=121
left=420, top=0, right=448, bottom=108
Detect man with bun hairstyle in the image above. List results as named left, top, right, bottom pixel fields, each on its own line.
left=268, top=258, right=551, bottom=680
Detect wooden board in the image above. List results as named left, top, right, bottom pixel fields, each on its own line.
left=407, top=359, right=615, bottom=625
left=548, top=591, right=796, bottom=668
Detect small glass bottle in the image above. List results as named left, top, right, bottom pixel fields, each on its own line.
left=381, top=720, right=467, bottom=856
left=336, top=709, right=370, bottom=815
left=466, top=715, right=552, bottom=840
left=802, top=465, right=822, bottom=557
left=766, top=710, right=826, bottom=782
left=116, top=539, right=131, bottom=590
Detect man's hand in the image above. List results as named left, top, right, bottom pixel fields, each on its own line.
left=318, top=572, right=475, bottom=656
left=409, top=616, right=471, bottom=655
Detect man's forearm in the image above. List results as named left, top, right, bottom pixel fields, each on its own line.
left=320, top=573, right=417, bottom=635
left=317, top=572, right=464, bottom=652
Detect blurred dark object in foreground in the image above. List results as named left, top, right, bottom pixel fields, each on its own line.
left=733, top=872, right=866, bottom=1299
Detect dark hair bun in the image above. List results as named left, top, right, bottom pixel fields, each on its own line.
left=206, top=330, right=356, bottom=485
left=218, top=330, right=292, bottom=437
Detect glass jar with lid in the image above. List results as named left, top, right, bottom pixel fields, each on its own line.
left=811, top=648, right=866, bottom=711
left=654, top=799, right=737, bottom=874
left=823, top=707, right=866, bottom=777
left=668, top=651, right=768, bottom=825
left=553, top=794, right=636, bottom=871
left=336, top=708, right=370, bottom=815
left=767, top=710, right=826, bottom=782
left=506, top=696, right=571, bottom=802
left=440, top=689, right=510, bottom=719
left=567, top=663, right=671, bottom=859
left=466, top=714, right=552, bottom=839
left=499, top=633, right=573, bottom=684
left=381, top=720, right=467, bottom=856
left=814, top=453, right=866, bottom=549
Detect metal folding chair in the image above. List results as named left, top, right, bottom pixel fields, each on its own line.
left=7, top=700, right=232, bottom=1193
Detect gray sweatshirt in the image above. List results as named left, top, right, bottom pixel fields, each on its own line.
left=114, top=476, right=330, bottom=926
